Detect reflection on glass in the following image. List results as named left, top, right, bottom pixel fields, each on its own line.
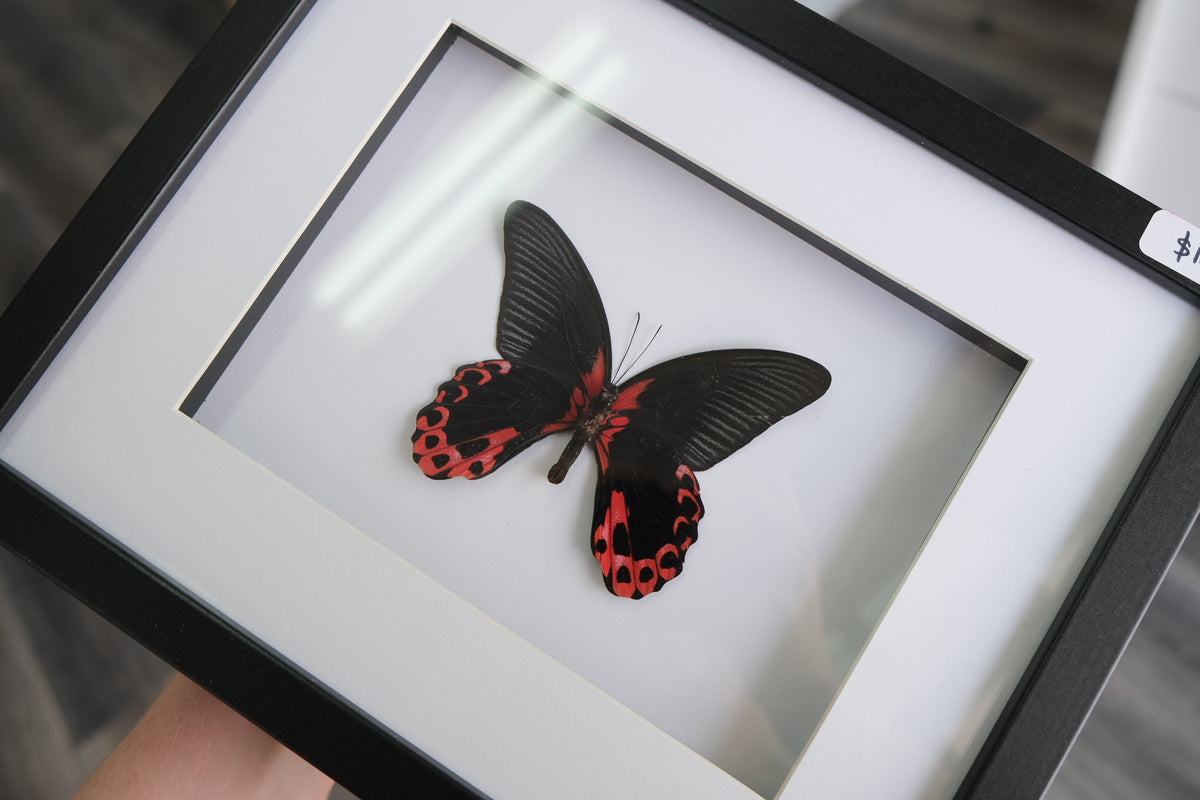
left=188, top=28, right=1021, bottom=798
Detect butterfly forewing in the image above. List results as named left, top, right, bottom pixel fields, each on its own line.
left=497, top=201, right=613, bottom=395
left=613, top=350, right=832, bottom=470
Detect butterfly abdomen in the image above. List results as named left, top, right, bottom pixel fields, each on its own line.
left=547, top=382, right=621, bottom=484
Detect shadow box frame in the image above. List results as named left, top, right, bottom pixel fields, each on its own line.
left=3, top=0, right=1200, bottom=798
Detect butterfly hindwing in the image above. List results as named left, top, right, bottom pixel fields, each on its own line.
left=591, top=428, right=704, bottom=599
left=585, top=350, right=829, bottom=598
left=412, top=360, right=578, bottom=479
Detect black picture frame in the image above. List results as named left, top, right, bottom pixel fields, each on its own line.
left=2, top=1, right=1197, bottom=798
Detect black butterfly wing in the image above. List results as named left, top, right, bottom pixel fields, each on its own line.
left=413, top=360, right=580, bottom=479
left=613, top=349, right=831, bottom=469
left=497, top=201, right=613, bottom=394
left=412, top=201, right=613, bottom=481
left=588, top=349, right=830, bottom=598
left=590, top=428, right=703, bottom=599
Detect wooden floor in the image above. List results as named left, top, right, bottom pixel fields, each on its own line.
left=1, top=1, right=1195, bottom=798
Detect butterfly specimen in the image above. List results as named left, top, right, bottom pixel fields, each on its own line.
left=412, top=201, right=830, bottom=598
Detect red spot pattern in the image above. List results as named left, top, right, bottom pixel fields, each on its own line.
left=592, top=489, right=627, bottom=587
left=413, top=425, right=522, bottom=479
left=593, top=489, right=659, bottom=599
left=412, top=361, right=520, bottom=479
left=592, top=463, right=704, bottom=599
left=414, top=405, right=449, bottom=433
left=423, top=360, right=512, bottom=408
left=673, top=464, right=703, bottom=552
left=455, top=361, right=510, bottom=384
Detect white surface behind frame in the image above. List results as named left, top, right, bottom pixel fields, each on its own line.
left=1, top=1, right=1199, bottom=799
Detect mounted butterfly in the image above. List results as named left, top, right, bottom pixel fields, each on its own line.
left=412, top=201, right=831, bottom=598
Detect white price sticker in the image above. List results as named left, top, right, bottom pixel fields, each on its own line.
left=1140, top=209, right=1200, bottom=278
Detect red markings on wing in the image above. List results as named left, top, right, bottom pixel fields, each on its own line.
left=590, top=380, right=653, bottom=472
left=539, top=385, right=588, bottom=437
left=591, top=463, right=704, bottom=599
left=582, top=347, right=607, bottom=398
left=612, top=378, right=652, bottom=411
left=539, top=347, right=611, bottom=437
left=436, top=360, right=507, bottom=402
left=592, top=488, right=656, bottom=599
left=590, top=378, right=653, bottom=471
left=414, top=405, right=449, bottom=432
left=592, top=412, right=630, bottom=473
left=412, top=360, right=521, bottom=479
left=413, top=425, right=522, bottom=479
left=673, top=464, right=703, bottom=553
left=455, top=361, right=510, bottom=384
left=592, top=489, right=625, bottom=584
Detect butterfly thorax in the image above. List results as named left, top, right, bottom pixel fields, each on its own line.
left=547, top=382, right=620, bottom=484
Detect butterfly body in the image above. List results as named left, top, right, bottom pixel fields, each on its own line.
left=412, top=201, right=830, bottom=598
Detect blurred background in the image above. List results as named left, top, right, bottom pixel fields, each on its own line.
left=1, top=0, right=1196, bottom=797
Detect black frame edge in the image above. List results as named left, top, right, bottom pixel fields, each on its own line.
left=3, top=1, right=1197, bottom=797
left=0, top=465, right=485, bottom=800
left=664, top=0, right=1191, bottom=299
left=0, top=0, right=486, bottom=796
left=955, top=360, right=1200, bottom=799
left=664, top=1, right=1200, bottom=796
left=0, top=0, right=305, bottom=427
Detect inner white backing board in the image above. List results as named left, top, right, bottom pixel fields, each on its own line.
left=192, top=35, right=1019, bottom=796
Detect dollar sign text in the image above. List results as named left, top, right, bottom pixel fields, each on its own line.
left=1175, top=230, right=1192, bottom=263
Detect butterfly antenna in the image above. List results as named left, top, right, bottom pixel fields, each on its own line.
left=612, top=312, right=642, bottom=380
left=615, top=322, right=663, bottom=384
